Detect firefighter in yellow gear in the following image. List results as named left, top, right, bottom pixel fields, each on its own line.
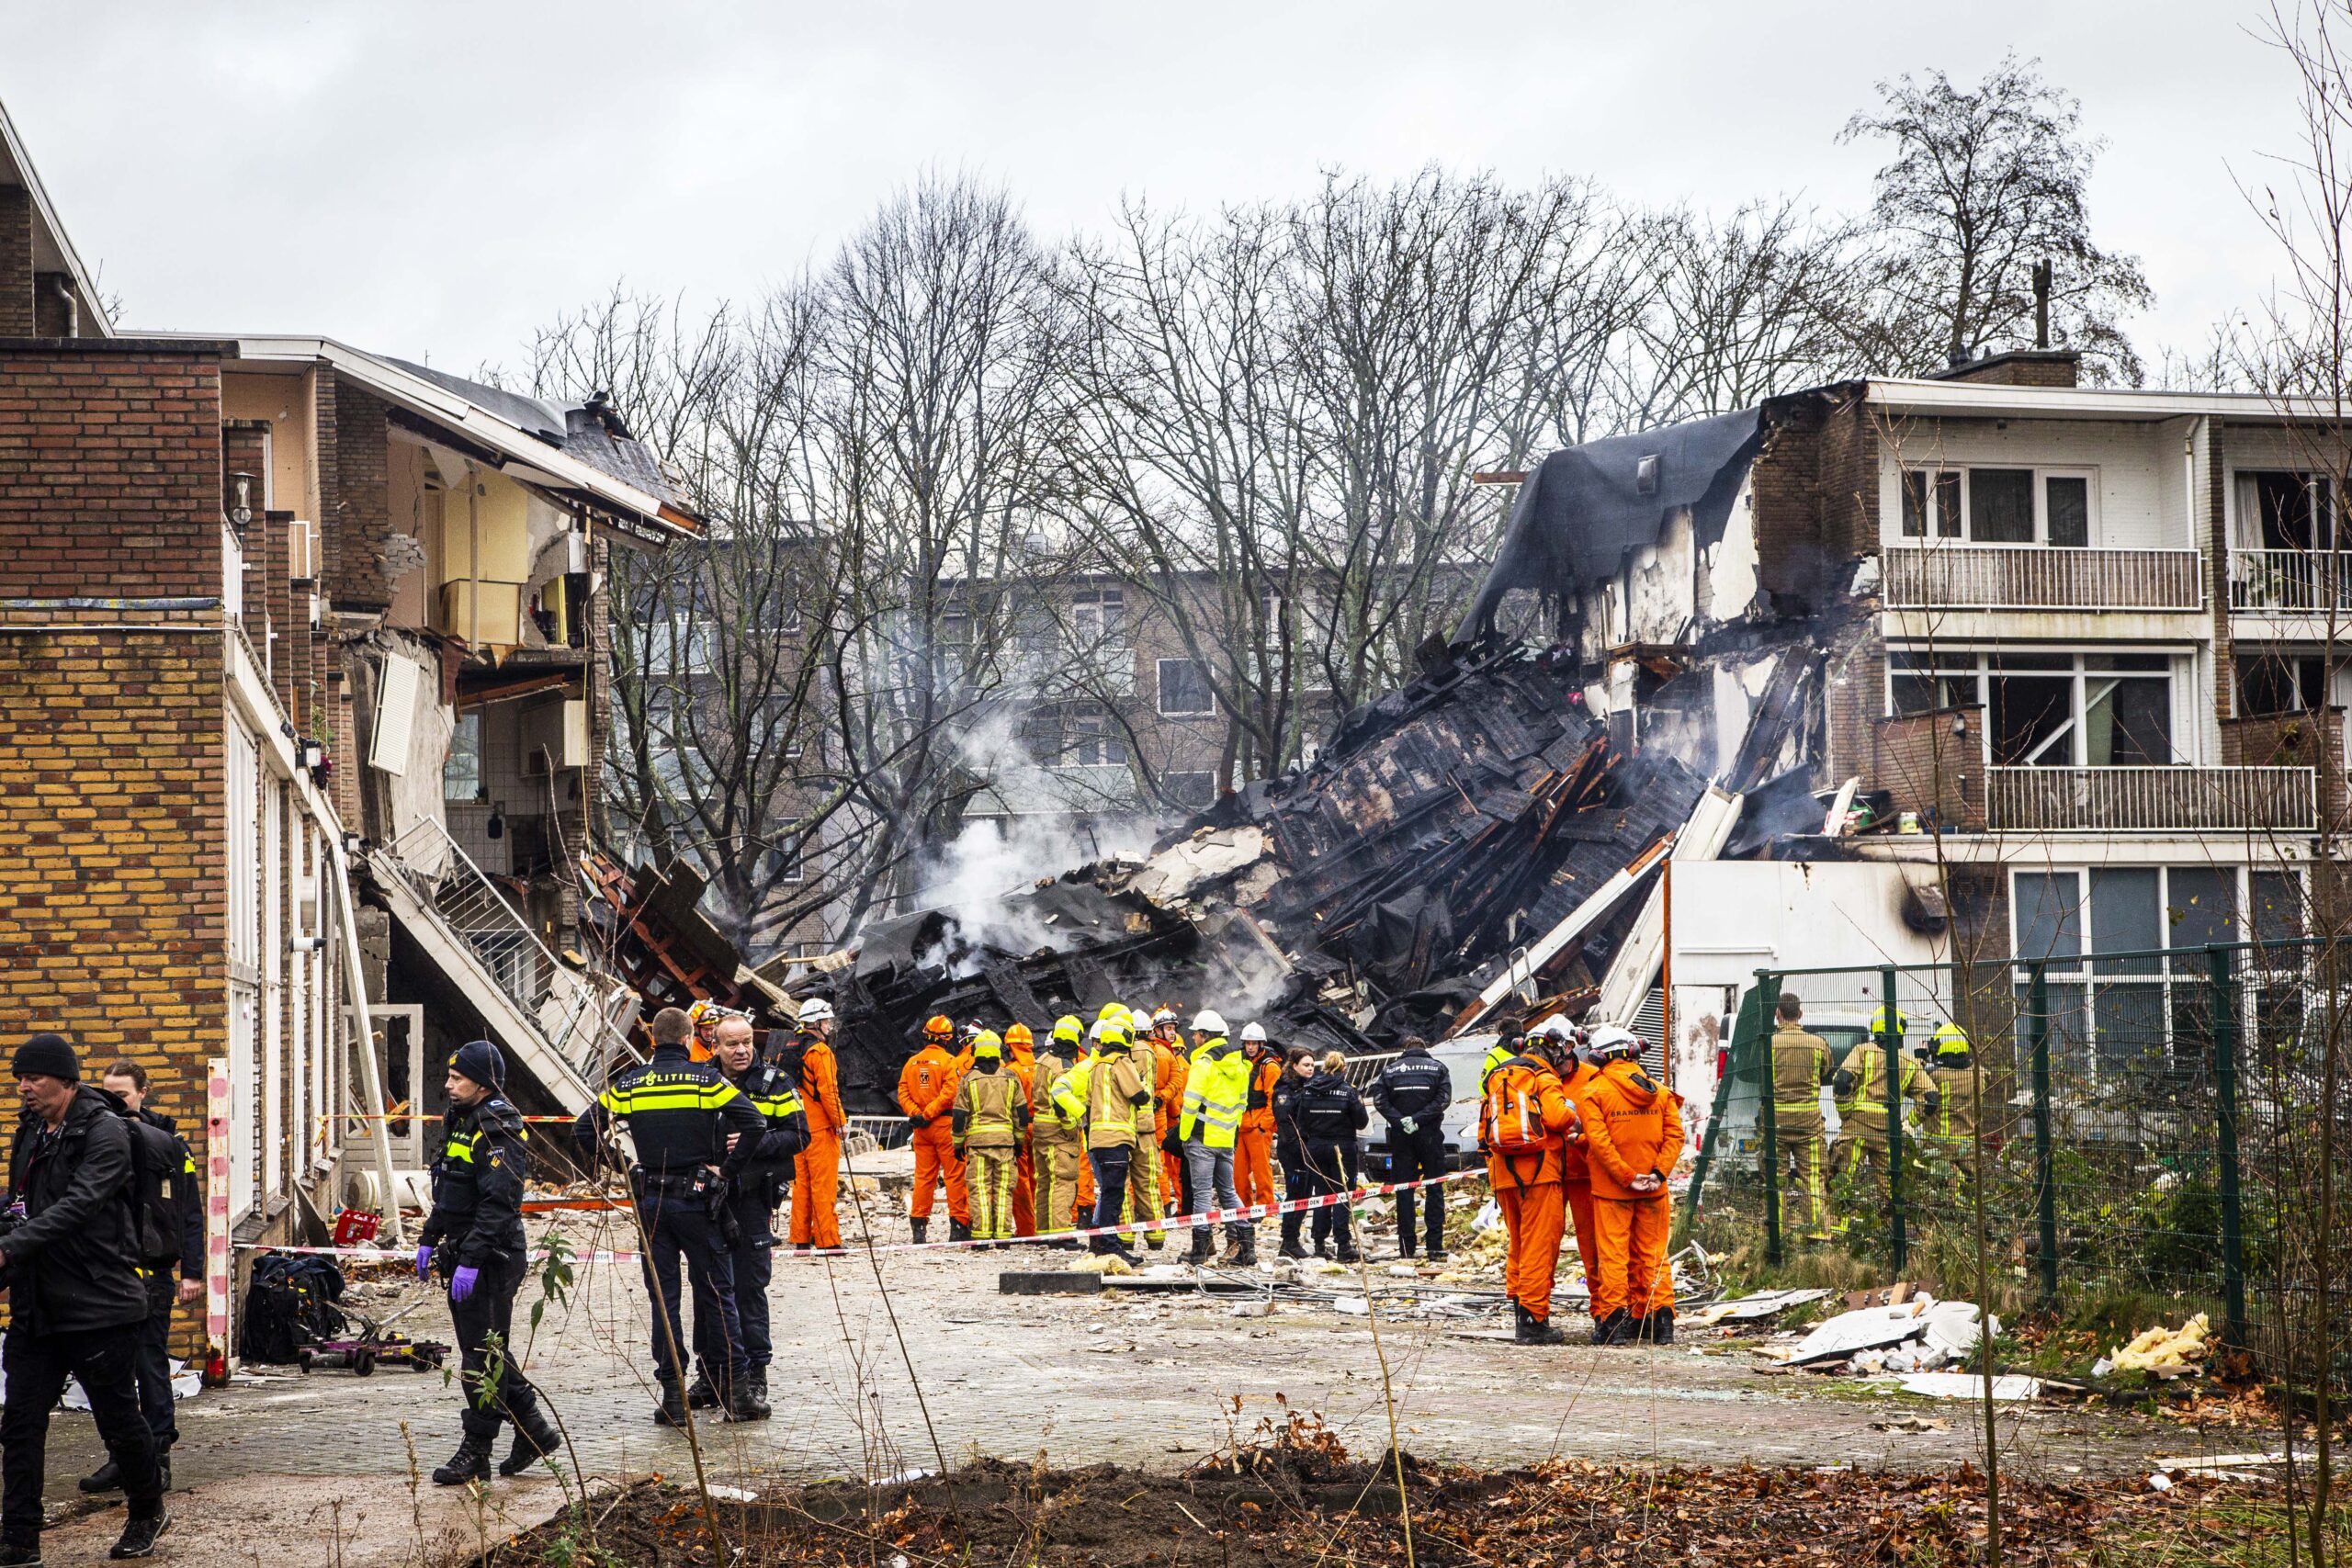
left=1030, top=1016, right=1088, bottom=1246
left=1766, top=992, right=1836, bottom=1235
left=1120, top=1010, right=1169, bottom=1248
left=952, top=1032, right=1031, bottom=1244
left=1834, top=1007, right=1939, bottom=1182
left=1924, top=1021, right=1989, bottom=1146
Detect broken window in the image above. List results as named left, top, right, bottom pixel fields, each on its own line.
left=1163, top=770, right=1217, bottom=807
left=2237, top=652, right=2327, bottom=715
left=1897, top=466, right=2096, bottom=546
left=1158, top=658, right=1216, bottom=716
left=445, top=710, right=484, bottom=802
left=2239, top=470, right=2335, bottom=552
left=1068, top=703, right=1126, bottom=767
left=1889, top=650, right=2175, bottom=766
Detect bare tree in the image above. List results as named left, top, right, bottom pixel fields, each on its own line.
left=1843, top=52, right=2154, bottom=383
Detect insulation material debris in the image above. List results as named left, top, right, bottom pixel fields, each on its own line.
left=1777, top=1294, right=1994, bottom=1371
left=2100, top=1313, right=2211, bottom=1379
left=1690, top=1288, right=1831, bottom=1326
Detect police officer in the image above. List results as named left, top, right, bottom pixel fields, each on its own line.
left=1295, top=1055, right=1369, bottom=1262
left=684, top=1012, right=808, bottom=1415
left=575, top=1006, right=768, bottom=1425
left=418, top=1040, right=562, bottom=1484
left=1374, top=1035, right=1452, bottom=1261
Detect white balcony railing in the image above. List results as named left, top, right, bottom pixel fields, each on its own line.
left=1986, top=765, right=2316, bottom=834
left=1883, top=547, right=2204, bottom=611
left=2229, top=548, right=2352, bottom=615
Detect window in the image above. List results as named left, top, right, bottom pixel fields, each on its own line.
left=2012, top=864, right=2304, bottom=1085
left=1157, top=658, right=1215, bottom=716
left=445, top=710, right=484, bottom=802
left=2237, top=652, right=2329, bottom=716
left=1071, top=588, right=1125, bottom=646
left=1164, top=771, right=1217, bottom=808
left=1897, top=466, right=2098, bottom=547
left=2237, top=471, right=2335, bottom=551
left=1890, top=650, right=2175, bottom=766
left=763, top=838, right=805, bottom=886
left=1068, top=704, right=1126, bottom=767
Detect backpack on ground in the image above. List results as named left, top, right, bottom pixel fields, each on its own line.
left=236, top=1252, right=346, bottom=1364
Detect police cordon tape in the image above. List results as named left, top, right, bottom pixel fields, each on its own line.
left=233, top=1167, right=1491, bottom=1264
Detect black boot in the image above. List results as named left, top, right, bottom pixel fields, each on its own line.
left=108, top=1510, right=169, bottom=1562
left=1186, top=1232, right=1215, bottom=1266
left=1336, top=1240, right=1361, bottom=1264
left=684, top=1364, right=718, bottom=1409
left=1517, top=1311, right=1567, bottom=1347
left=77, top=1460, right=121, bottom=1495
left=1640, top=1306, right=1675, bottom=1346
left=654, top=1379, right=689, bottom=1427
left=948, top=1220, right=972, bottom=1244
left=0, top=1538, right=38, bottom=1566
left=910, top=1216, right=929, bottom=1244
left=432, top=1435, right=493, bottom=1486
left=1279, top=1222, right=1307, bottom=1259
left=1592, top=1309, right=1632, bottom=1347
left=156, top=1459, right=170, bottom=1496
left=498, top=1402, right=563, bottom=1476
left=724, top=1375, right=771, bottom=1423
left=1233, top=1228, right=1258, bottom=1266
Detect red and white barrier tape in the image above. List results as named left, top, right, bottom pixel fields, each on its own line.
left=237, top=1168, right=1488, bottom=1264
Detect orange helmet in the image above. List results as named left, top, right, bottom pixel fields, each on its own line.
left=1003, top=1022, right=1034, bottom=1048
left=923, top=1014, right=954, bottom=1041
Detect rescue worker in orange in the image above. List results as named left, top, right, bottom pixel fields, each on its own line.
left=1528, top=1015, right=1602, bottom=1300
left=782, top=998, right=847, bottom=1252
left=1234, top=1023, right=1281, bottom=1215
left=1149, top=1008, right=1186, bottom=1213
left=1478, top=1024, right=1581, bottom=1345
left=898, top=1015, right=971, bottom=1244
left=1577, top=1023, right=1685, bottom=1345
left=686, top=998, right=726, bottom=1063
left=1002, top=1022, right=1039, bottom=1236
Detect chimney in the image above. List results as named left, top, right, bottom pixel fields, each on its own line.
left=2032, top=258, right=2052, bottom=350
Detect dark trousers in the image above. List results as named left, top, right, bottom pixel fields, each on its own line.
left=1388, top=1121, right=1449, bottom=1256
left=1087, top=1145, right=1132, bottom=1252
left=638, top=1195, right=744, bottom=1387
left=700, top=1194, right=774, bottom=1376
left=1304, top=1140, right=1354, bottom=1252
left=1277, top=1139, right=1309, bottom=1250
left=133, top=1274, right=177, bottom=1451
left=447, top=1252, right=542, bottom=1440
left=2, top=1324, right=160, bottom=1542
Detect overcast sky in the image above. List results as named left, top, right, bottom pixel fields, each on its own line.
left=1, top=3, right=2304, bottom=381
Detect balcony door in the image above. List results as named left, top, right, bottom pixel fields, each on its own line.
left=1892, top=649, right=2178, bottom=766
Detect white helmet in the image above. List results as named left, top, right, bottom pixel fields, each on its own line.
left=1191, top=1009, right=1228, bottom=1035
left=795, top=998, right=834, bottom=1025
left=1586, top=1023, right=1642, bottom=1061
left=1529, top=1014, right=1577, bottom=1043
left=1152, top=1007, right=1179, bottom=1026
left=1239, top=1021, right=1267, bottom=1043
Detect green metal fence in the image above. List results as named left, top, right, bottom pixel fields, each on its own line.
left=1682, top=939, right=2352, bottom=1376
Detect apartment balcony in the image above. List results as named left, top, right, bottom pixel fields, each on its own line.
left=1985, top=765, right=2316, bottom=835
left=2228, top=548, right=2352, bottom=616
left=1883, top=547, right=2204, bottom=612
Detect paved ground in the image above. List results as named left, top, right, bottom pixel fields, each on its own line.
left=26, top=1158, right=2192, bottom=1562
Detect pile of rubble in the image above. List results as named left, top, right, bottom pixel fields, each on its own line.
left=777, top=637, right=1714, bottom=1111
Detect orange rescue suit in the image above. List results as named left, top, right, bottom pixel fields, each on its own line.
left=1555, top=1059, right=1602, bottom=1299
left=898, top=1043, right=969, bottom=1226
left=1154, top=1036, right=1185, bottom=1204
left=1008, top=1040, right=1037, bottom=1235
left=1577, top=1058, right=1685, bottom=1323
left=789, top=1035, right=848, bottom=1249
left=1235, top=1055, right=1281, bottom=1208
left=1479, top=1055, right=1580, bottom=1323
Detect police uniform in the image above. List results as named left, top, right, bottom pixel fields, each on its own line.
left=1373, top=1043, right=1453, bottom=1258
left=695, top=1058, right=807, bottom=1404
left=575, top=1042, right=767, bottom=1420
left=420, top=1091, right=551, bottom=1465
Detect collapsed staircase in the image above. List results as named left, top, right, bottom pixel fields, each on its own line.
left=367, top=818, right=633, bottom=1116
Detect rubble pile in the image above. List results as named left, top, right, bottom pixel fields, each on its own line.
left=778, top=636, right=1710, bottom=1112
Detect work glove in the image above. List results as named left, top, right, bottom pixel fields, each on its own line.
left=906, top=1113, right=930, bottom=1130
left=1397, top=1117, right=1417, bottom=1135
left=952, top=1141, right=966, bottom=1158
left=413, top=1244, right=433, bottom=1281
left=449, top=1265, right=480, bottom=1304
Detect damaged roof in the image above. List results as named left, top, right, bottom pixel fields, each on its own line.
left=1465, top=406, right=1765, bottom=634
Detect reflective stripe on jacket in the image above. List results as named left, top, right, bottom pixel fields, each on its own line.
left=1179, top=1037, right=1250, bottom=1149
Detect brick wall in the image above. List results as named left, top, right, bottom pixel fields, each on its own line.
left=1750, top=408, right=1821, bottom=612
left=31, top=273, right=73, bottom=337
left=1822, top=631, right=1885, bottom=785
left=1871, top=705, right=1986, bottom=829
left=0, top=345, right=225, bottom=599
left=1933, top=350, right=2082, bottom=389
left=0, top=187, right=30, bottom=337
left=1816, top=394, right=1880, bottom=562
left=0, top=630, right=226, bottom=1353
left=327, top=379, right=391, bottom=611
left=2221, top=709, right=2348, bottom=830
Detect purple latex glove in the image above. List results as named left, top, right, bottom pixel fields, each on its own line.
left=449, top=1264, right=479, bottom=1304
left=414, top=1243, right=433, bottom=1281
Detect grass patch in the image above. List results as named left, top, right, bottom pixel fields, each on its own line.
left=2093, top=1495, right=2350, bottom=1567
